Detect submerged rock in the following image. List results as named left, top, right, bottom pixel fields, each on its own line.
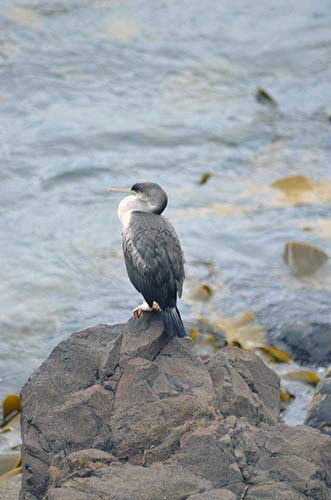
left=20, top=313, right=331, bottom=500
left=305, top=368, right=331, bottom=436
left=272, top=175, right=313, bottom=192
left=284, top=241, right=328, bottom=277
left=270, top=322, right=331, bottom=365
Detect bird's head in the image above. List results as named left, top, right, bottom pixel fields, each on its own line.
left=108, top=182, right=168, bottom=215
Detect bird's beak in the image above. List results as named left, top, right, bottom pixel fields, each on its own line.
left=107, top=187, right=136, bottom=194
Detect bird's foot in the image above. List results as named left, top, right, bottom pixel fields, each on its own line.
left=132, top=301, right=160, bottom=319
left=133, top=301, right=153, bottom=320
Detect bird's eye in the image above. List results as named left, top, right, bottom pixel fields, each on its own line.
left=131, top=183, right=142, bottom=193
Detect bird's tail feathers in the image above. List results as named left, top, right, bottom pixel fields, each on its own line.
left=162, top=307, right=186, bottom=338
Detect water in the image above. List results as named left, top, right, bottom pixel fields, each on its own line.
left=1, top=0, right=331, bottom=426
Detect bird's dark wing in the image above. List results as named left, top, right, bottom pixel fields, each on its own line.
left=162, top=217, right=185, bottom=298
left=122, top=212, right=184, bottom=308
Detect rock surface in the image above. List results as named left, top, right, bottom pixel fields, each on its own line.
left=20, top=313, right=331, bottom=499
left=305, top=368, right=331, bottom=436
left=0, top=475, right=21, bottom=500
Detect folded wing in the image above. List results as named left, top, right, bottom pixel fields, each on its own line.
left=123, top=211, right=184, bottom=308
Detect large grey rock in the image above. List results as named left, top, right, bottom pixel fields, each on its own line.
left=20, top=313, right=331, bottom=500
left=21, top=314, right=216, bottom=499
left=305, top=368, right=331, bottom=435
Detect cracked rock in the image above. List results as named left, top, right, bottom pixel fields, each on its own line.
left=305, top=368, right=331, bottom=436
left=20, top=313, right=331, bottom=499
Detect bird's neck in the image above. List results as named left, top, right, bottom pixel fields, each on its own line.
left=118, top=195, right=152, bottom=229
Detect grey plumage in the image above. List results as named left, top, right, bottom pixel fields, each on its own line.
left=110, top=181, right=186, bottom=338
left=123, top=211, right=184, bottom=309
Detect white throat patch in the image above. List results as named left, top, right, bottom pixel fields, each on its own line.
left=117, top=195, right=140, bottom=229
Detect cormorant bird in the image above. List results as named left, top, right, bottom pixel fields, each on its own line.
left=108, top=182, right=186, bottom=338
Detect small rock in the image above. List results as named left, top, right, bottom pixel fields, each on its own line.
left=191, top=284, right=214, bottom=301
left=198, top=172, right=212, bottom=185
left=272, top=175, right=313, bottom=192
left=305, top=368, right=331, bottom=435
left=284, top=241, right=328, bottom=277
left=256, top=87, right=277, bottom=106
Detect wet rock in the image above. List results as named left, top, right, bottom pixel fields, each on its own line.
left=20, top=313, right=331, bottom=500
left=272, top=175, right=313, bottom=192
left=259, top=295, right=330, bottom=335
left=270, top=322, right=331, bottom=365
left=187, top=318, right=227, bottom=350
left=256, top=87, right=277, bottom=106
left=305, top=368, right=331, bottom=435
left=284, top=241, right=328, bottom=277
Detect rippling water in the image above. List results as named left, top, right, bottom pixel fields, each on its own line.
left=1, top=0, right=331, bottom=424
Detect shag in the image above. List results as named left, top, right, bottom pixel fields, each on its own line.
left=108, top=182, right=186, bottom=338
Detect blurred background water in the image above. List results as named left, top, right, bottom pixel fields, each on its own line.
left=1, top=0, right=331, bottom=424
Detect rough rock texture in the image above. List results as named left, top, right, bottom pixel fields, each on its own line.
left=305, top=368, right=331, bottom=435
left=0, top=475, right=21, bottom=500
left=20, top=313, right=331, bottom=500
left=269, top=322, right=331, bottom=365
